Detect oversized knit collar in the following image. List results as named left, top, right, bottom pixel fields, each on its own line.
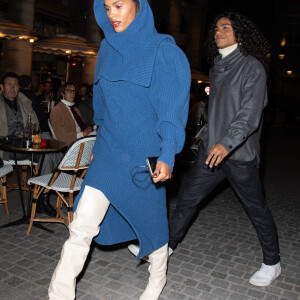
left=213, top=47, right=246, bottom=72
left=93, top=0, right=174, bottom=87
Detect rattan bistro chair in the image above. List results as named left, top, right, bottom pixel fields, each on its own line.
left=0, top=165, right=14, bottom=215
left=27, top=136, right=96, bottom=235
left=4, top=159, right=39, bottom=193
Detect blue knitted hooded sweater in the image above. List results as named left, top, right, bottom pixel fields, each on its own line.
left=73, top=0, right=191, bottom=258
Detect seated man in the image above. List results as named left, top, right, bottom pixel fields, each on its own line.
left=0, top=72, right=60, bottom=216
left=50, top=82, right=96, bottom=146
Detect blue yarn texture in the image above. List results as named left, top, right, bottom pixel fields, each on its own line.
left=73, top=0, right=191, bottom=258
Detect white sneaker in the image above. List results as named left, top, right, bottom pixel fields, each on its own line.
left=249, top=262, right=281, bottom=286
left=128, top=244, right=173, bottom=262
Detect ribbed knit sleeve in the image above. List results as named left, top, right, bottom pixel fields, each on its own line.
left=93, top=81, right=106, bottom=128
left=150, top=41, right=191, bottom=170
left=218, top=59, right=267, bottom=153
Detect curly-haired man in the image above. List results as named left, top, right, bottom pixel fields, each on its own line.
left=168, top=12, right=281, bottom=286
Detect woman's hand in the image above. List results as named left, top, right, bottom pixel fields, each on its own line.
left=152, top=161, right=172, bottom=183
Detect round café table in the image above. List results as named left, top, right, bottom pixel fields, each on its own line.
left=0, top=138, right=67, bottom=232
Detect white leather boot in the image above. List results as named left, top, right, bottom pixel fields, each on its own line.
left=139, top=243, right=168, bottom=300
left=48, top=186, right=110, bottom=300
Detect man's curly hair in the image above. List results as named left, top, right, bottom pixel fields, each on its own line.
left=206, top=11, right=270, bottom=70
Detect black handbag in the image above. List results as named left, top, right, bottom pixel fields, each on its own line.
left=0, top=156, right=3, bottom=168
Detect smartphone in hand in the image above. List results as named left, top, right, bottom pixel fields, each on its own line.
left=146, top=157, right=158, bottom=178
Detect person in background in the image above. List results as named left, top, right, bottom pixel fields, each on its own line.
left=0, top=72, right=39, bottom=143
left=77, top=83, right=95, bottom=127
left=48, top=0, right=190, bottom=299
left=41, top=80, right=55, bottom=113
left=0, top=72, right=58, bottom=216
left=50, top=82, right=96, bottom=146
left=35, top=82, right=45, bottom=98
left=19, top=75, right=49, bottom=132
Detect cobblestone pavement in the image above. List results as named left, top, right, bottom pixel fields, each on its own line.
left=0, top=128, right=299, bottom=300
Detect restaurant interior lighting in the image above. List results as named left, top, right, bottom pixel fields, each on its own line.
left=18, top=36, right=24, bottom=39
left=29, top=38, right=34, bottom=43
left=197, top=80, right=203, bottom=84
left=279, top=54, right=285, bottom=60
left=286, top=70, right=293, bottom=75
left=205, top=86, right=210, bottom=95
left=281, top=37, right=286, bottom=47
left=66, top=50, right=71, bottom=54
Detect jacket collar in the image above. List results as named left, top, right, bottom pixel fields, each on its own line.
left=213, top=48, right=246, bottom=73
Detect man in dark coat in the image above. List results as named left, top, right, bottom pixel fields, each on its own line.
left=168, top=12, right=281, bottom=287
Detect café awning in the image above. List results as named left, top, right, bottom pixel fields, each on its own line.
left=0, top=18, right=38, bottom=41
left=33, top=34, right=99, bottom=57
left=191, top=70, right=210, bottom=83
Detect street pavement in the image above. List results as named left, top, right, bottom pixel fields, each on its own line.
left=0, top=127, right=299, bottom=300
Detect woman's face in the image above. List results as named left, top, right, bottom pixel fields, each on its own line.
left=62, top=85, right=76, bottom=103
left=104, top=0, right=137, bottom=33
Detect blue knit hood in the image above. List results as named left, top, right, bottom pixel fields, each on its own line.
left=93, top=0, right=174, bottom=87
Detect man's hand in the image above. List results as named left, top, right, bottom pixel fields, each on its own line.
left=83, top=126, right=93, bottom=137
left=152, top=161, right=172, bottom=183
left=206, top=143, right=229, bottom=168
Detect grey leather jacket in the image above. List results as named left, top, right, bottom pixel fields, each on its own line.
left=202, top=48, right=268, bottom=163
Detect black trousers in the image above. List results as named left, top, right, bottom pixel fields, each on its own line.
left=169, top=146, right=280, bottom=265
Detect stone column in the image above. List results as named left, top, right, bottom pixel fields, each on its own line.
left=82, top=0, right=102, bottom=84
left=2, top=40, right=33, bottom=75
left=8, top=0, right=35, bottom=29
left=168, top=0, right=181, bottom=44
left=3, top=0, right=35, bottom=76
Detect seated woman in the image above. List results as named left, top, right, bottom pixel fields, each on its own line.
left=50, top=82, right=96, bottom=146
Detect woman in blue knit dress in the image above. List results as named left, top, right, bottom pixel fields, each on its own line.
left=48, top=0, right=190, bottom=299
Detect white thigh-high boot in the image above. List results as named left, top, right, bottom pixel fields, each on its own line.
left=48, top=186, right=110, bottom=300
left=140, top=243, right=168, bottom=300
